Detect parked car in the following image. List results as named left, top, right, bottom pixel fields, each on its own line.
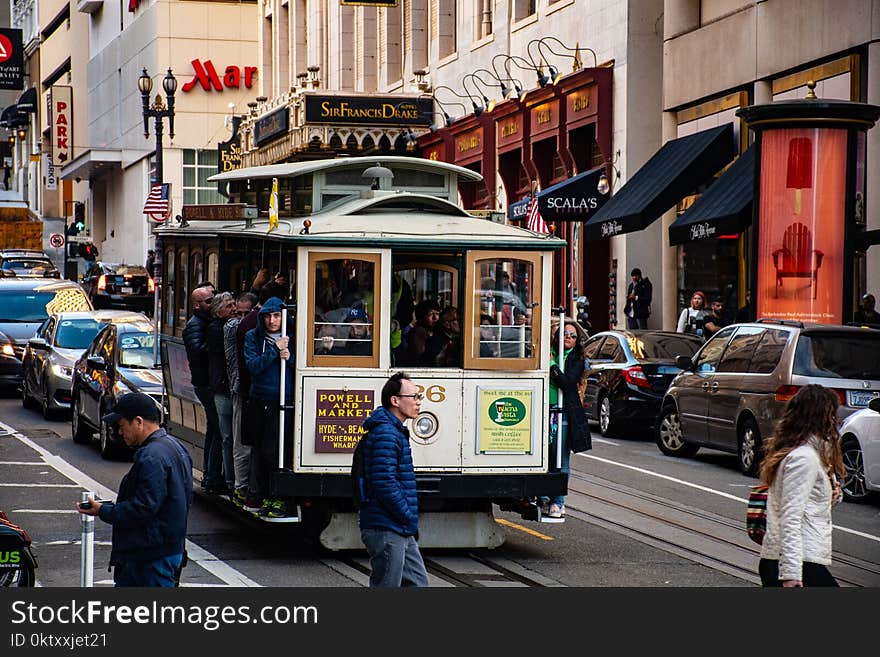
left=838, top=397, right=880, bottom=503
left=20, top=310, right=148, bottom=419
left=581, top=330, right=704, bottom=436
left=71, top=317, right=162, bottom=459
left=0, top=278, right=92, bottom=386
left=0, top=329, right=21, bottom=389
left=656, top=320, right=880, bottom=476
left=0, top=250, right=60, bottom=278
left=81, top=262, right=154, bottom=314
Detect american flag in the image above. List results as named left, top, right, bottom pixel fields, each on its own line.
left=143, top=183, right=171, bottom=222
left=525, top=193, right=549, bottom=234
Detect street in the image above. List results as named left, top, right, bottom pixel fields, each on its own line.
left=3, top=393, right=877, bottom=588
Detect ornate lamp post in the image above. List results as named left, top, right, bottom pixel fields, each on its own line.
left=138, top=67, right=177, bottom=367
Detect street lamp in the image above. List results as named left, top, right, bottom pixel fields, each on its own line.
left=138, top=67, right=177, bottom=367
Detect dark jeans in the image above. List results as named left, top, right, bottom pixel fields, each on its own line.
left=245, top=397, right=292, bottom=500
left=759, top=559, right=839, bottom=587
left=194, top=385, right=224, bottom=491
left=626, top=316, right=648, bottom=329
left=114, top=553, right=183, bottom=587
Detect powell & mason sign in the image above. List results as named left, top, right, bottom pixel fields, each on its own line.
left=304, top=95, right=432, bottom=127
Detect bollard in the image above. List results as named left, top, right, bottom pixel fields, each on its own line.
left=80, top=491, right=95, bottom=588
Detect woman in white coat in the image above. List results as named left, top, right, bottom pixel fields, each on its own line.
left=675, top=290, right=709, bottom=336
left=758, top=385, right=845, bottom=587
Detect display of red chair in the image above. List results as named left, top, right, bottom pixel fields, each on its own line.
left=772, top=222, right=824, bottom=299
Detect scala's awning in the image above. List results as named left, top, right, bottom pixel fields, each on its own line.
left=536, top=166, right=608, bottom=222
left=16, top=87, right=37, bottom=113
left=584, top=124, right=735, bottom=240
left=508, top=196, right=530, bottom=222
left=668, top=144, right=755, bottom=246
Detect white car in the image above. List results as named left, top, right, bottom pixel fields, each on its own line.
left=839, top=397, right=880, bottom=502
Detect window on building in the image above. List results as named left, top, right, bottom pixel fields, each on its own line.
left=183, top=150, right=225, bottom=205
left=434, top=0, right=456, bottom=58
left=475, top=0, right=492, bottom=40
left=513, top=0, right=535, bottom=21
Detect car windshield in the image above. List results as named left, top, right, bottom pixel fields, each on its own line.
left=118, top=331, right=158, bottom=368
left=55, top=318, right=103, bottom=349
left=3, top=259, right=54, bottom=272
left=104, top=264, right=148, bottom=276
left=0, top=288, right=91, bottom=322
left=793, top=332, right=880, bottom=379
left=627, top=334, right=703, bottom=360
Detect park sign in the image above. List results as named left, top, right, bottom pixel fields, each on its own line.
left=50, top=86, right=73, bottom=167
left=0, top=29, right=23, bottom=91
left=304, top=94, right=432, bottom=127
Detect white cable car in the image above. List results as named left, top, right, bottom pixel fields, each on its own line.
left=156, top=156, right=567, bottom=550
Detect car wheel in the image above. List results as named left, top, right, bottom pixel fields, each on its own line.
left=655, top=404, right=699, bottom=457
left=598, top=395, right=615, bottom=437
left=71, top=391, right=92, bottom=444
left=841, top=437, right=871, bottom=503
left=21, top=376, right=35, bottom=410
left=40, top=377, right=55, bottom=421
left=99, top=411, right=118, bottom=460
left=737, top=415, right=762, bottom=477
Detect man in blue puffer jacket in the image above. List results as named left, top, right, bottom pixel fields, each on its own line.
left=358, top=372, right=428, bottom=587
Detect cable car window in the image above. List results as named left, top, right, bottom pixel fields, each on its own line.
left=308, top=253, right=381, bottom=368
left=176, top=250, right=188, bottom=330
left=464, top=252, right=543, bottom=370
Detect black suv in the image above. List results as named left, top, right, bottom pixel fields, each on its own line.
left=656, top=320, right=880, bottom=476
left=81, top=262, right=154, bottom=314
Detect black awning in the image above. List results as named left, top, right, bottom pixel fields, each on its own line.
left=0, top=105, right=27, bottom=128
left=584, top=124, right=735, bottom=240
left=668, top=144, right=755, bottom=246
left=16, top=87, right=37, bottom=113
left=537, top=166, right=608, bottom=222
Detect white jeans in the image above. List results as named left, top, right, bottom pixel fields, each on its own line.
left=232, top=393, right=251, bottom=492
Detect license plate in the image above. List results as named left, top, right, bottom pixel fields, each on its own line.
left=848, top=390, right=880, bottom=407
left=121, top=286, right=133, bottom=294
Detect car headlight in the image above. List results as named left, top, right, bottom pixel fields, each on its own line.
left=411, top=412, right=439, bottom=443
left=51, top=363, right=73, bottom=378
left=113, top=379, right=133, bottom=395
left=1, top=344, right=13, bottom=357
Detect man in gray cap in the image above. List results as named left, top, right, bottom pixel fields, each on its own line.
left=76, top=392, right=193, bottom=587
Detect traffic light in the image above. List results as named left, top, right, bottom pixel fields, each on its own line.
left=67, top=242, right=78, bottom=258
left=73, top=202, right=85, bottom=232
left=79, top=243, right=98, bottom=261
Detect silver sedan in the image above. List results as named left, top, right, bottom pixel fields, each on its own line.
left=21, top=310, right=147, bottom=419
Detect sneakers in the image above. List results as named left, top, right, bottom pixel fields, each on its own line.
left=260, top=499, right=289, bottom=518
left=242, top=495, right=263, bottom=513
left=232, top=489, right=246, bottom=507
left=547, top=503, right=565, bottom=518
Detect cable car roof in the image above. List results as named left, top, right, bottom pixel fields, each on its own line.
left=209, top=155, right=484, bottom=183
left=158, top=191, right=566, bottom=250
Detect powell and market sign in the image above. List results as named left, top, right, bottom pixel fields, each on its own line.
left=509, top=167, right=608, bottom=222
left=304, top=95, right=432, bottom=127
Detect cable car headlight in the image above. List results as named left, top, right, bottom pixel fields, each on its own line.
left=412, top=412, right=439, bottom=442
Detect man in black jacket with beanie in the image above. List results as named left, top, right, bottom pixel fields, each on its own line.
left=623, top=268, right=652, bottom=329
left=77, top=393, right=193, bottom=587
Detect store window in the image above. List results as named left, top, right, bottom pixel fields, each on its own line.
left=183, top=150, right=225, bottom=205
left=465, top=251, right=542, bottom=369
left=308, top=253, right=381, bottom=368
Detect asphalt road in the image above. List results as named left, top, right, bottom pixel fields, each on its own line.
left=2, top=392, right=878, bottom=587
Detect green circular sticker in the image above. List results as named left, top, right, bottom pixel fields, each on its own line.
left=489, top=397, right=527, bottom=426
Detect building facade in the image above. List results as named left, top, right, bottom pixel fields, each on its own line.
left=60, top=0, right=259, bottom=268
left=654, top=0, right=880, bottom=328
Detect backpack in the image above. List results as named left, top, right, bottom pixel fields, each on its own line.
left=746, top=484, right=769, bottom=545
left=350, top=435, right=370, bottom=509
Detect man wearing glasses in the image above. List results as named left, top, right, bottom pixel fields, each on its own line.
left=183, top=283, right=226, bottom=494
left=358, top=372, right=429, bottom=587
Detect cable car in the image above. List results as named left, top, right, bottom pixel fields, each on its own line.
left=156, top=156, right=567, bottom=549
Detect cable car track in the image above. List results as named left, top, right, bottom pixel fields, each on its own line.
left=565, top=471, right=880, bottom=587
